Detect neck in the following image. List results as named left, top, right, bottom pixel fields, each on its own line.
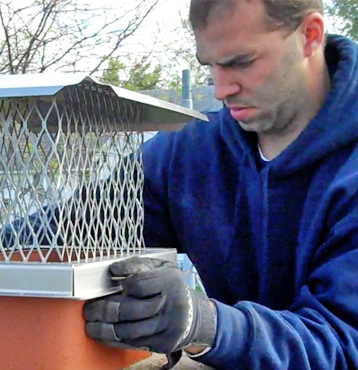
left=259, top=55, right=331, bottom=160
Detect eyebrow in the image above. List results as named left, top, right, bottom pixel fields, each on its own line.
left=196, top=52, right=255, bottom=67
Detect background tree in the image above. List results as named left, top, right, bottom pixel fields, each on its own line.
left=0, top=0, right=161, bottom=74
left=101, top=56, right=163, bottom=91
left=326, top=0, right=358, bottom=40
left=160, top=15, right=210, bottom=91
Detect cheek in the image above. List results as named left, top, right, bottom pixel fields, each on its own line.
left=240, top=60, right=279, bottom=96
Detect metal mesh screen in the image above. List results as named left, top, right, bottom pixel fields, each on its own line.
left=0, top=83, right=144, bottom=263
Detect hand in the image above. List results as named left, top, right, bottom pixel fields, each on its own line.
left=83, top=257, right=217, bottom=354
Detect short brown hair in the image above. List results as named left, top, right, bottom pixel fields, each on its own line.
left=189, top=0, right=324, bottom=32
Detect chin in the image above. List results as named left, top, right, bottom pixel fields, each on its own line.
left=238, top=116, right=276, bottom=134
left=237, top=120, right=262, bottom=133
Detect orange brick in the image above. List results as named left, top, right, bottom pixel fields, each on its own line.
left=0, top=297, right=150, bottom=370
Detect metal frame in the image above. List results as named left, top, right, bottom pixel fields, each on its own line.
left=0, top=248, right=176, bottom=299
left=0, top=74, right=208, bottom=131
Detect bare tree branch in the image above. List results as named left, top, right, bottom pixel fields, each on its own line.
left=0, top=3, right=14, bottom=73
left=19, top=1, right=59, bottom=72
left=89, top=0, right=161, bottom=75
left=0, top=0, right=161, bottom=74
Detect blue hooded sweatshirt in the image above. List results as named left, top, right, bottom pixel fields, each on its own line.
left=141, top=35, right=358, bottom=369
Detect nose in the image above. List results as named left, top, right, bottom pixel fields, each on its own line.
left=211, top=66, right=241, bottom=101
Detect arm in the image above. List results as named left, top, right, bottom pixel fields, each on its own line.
left=139, top=130, right=358, bottom=369
left=83, top=230, right=356, bottom=370
left=195, top=212, right=358, bottom=370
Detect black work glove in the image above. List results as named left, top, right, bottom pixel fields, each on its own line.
left=84, top=257, right=217, bottom=355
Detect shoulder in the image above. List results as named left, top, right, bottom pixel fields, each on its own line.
left=142, top=109, right=228, bottom=185
left=328, top=143, right=358, bottom=191
left=143, top=109, right=223, bottom=159
left=319, top=143, right=358, bottom=227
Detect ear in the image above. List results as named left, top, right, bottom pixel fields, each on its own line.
left=300, top=13, right=325, bottom=58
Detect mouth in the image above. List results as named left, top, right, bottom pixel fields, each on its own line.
left=228, top=106, right=255, bottom=121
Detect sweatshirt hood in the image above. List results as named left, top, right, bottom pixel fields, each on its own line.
left=219, top=35, right=358, bottom=177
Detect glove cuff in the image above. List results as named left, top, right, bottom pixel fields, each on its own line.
left=177, top=290, right=217, bottom=350
left=192, top=291, right=217, bottom=347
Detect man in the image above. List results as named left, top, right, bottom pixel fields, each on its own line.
left=84, top=0, right=358, bottom=368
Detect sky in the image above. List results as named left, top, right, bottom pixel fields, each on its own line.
left=120, top=0, right=191, bottom=63
left=133, top=0, right=189, bottom=40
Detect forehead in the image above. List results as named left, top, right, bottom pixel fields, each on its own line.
left=194, top=0, right=271, bottom=63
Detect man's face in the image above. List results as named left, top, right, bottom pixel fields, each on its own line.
left=194, top=0, right=309, bottom=135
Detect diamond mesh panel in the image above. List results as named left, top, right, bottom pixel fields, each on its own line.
left=0, top=83, right=144, bottom=263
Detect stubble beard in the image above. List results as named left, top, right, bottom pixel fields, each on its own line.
left=237, top=60, right=306, bottom=136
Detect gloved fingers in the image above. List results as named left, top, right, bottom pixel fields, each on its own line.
left=123, top=268, right=184, bottom=298
left=110, top=257, right=175, bottom=278
left=84, top=298, right=120, bottom=322
left=85, top=322, right=119, bottom=342
left=123, top=272, right=165, bottom=298
left=113, top=314, right=166, bottom=341
left=84, top=294, right=166, bottom=322
left=125, top=334, right=173, bottom=354
left=117, top=294, right=166, bottom=321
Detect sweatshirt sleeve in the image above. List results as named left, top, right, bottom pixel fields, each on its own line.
left=196, top=211, right=358, bottom=370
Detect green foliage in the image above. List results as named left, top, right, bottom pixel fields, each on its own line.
left=101, top=57, right=163, bottom=91
left=124, top=60, right=163, bottom=91
left=101, top=59, right=125, bottom=86
left=326, top=0, right=358, bottom=40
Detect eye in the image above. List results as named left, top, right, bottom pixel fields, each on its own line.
left=231, top=59, right=255, bottom=69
